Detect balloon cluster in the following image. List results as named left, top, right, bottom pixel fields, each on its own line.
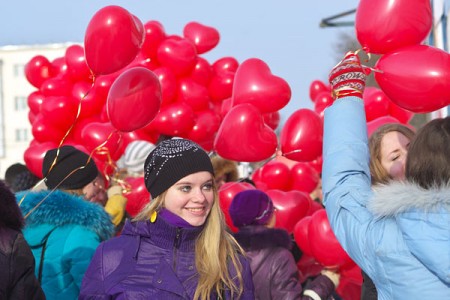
left=356, top=0, right=450, bottom=113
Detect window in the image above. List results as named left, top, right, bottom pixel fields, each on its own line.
left=15, top=128, right=28, bottom=142
left=14, top=96, right=28, bottom=111
left=13, top=64, right=25, bottom=77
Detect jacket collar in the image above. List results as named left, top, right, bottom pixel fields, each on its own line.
left=368, top=181, right=450, bottom=217
left=16, top=190, right=114, bottom=241
left=121, top=216, right=204, bottom=252
left=233, top=225, right=292, bottom=251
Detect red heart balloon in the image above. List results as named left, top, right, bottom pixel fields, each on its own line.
left=157, top=38, right=197, bottom=77
left=218, top=182, right=256, bottom=232
left=356, top=0, right=432, bottom=54
left=375, top=44, right=450, bottom=113
left=183, top=22, right=220, bottom=54
left=389, top=101, right=414, bottom=124
left=212, top=57, right=239, bottom=74
left=254, top=161, right=291, bottom=191
left=107, top=67, right=162, bottom=132
left=27, top=91, right=45, bottom=115
left=84, top=6, right=145, bottom=75
left=65, top=45, right=91, bottom=82
left=363, top=87, right=390, bottom=122
left=153, top=67, right=178, bottom=106
left=232, top=58, right=291, bottom=113
left=32, top=114, right=67, bottom=143
left=280, top=109, right=323, bottom=162
left=366, top=115, right=401, bottom=137
left=41, top=96, right=78, bottom=129
left=266, top=189, right=311, bottom=233
left=124, top=176, right=151, bottom=217
left=148, top=102, right=195, bottom=136
left=141, top=20, right=166, bottom=60
left=24, top=141, right=58, bottom=177
left=25, top=55, right=53, bottom=88
left=186, top=110, right=221, bottom=144
left=81, top=122, right=123, bottom=161
left=263, top=111, right=280, bottom=130
left=293, top=216, right=313, bottom=256
left=190, top=57, right=213, bottom=86
left=309, top=80, right=330, bottom=102
left=214, top=104, right=277, bottom=162
left=313, top=91, right=333, bottom=120
left=208, top=71, right=235, bottom=102
left=308, top=209, right=353, bottom=269
left=290, top=162, right=320, bottom=194
left=177, top=78, right=210, bottom=111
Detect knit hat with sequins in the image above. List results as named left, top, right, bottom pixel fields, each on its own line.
left=144, top=139, right=214, bottom=198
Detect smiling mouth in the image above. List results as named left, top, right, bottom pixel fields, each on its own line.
left=187, top=207, right=205, bottom=213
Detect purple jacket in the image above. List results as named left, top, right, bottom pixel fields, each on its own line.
left=234, top=226, right=336, bottom=300
left=80, top=217, right=255, bottom=299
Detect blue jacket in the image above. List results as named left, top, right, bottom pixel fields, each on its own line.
left=16, top=190, right=115, bottom=300
left=80, top=217, right=255, bottom=299
left=322, top=97, right=450, bottom=299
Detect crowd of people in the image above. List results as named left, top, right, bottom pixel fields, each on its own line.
left=1, top=52, right=449, bottom=300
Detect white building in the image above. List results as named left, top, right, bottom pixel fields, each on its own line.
left=0, top=43, right=72, bottom=177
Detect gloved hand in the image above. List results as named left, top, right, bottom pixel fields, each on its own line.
left=105, top=185, right=127, bottom=226
left=329, top=51, right=366, bottom=100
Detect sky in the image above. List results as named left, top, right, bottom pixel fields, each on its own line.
left=1, top=0, right=359, bottom=124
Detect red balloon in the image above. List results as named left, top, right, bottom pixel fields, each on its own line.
left=183, top=22, right=220, bottom=54
left=308, top=210, right=353, bottom=269
left=366, top=115, right=401, bottom=137
left=290, top=162, right=320, bottom=194
left=32, top=114, right=67, bottom=143
left=266, top=189, right=311, bottom=233
left=107, top=67, right=162, bottom=132
left=27, top=91, right=45, bottom=114
left=263, top=111, right=280, bottom=130
left=65, top=45, right=92, bottom=82
left=218, top=182, right=256, bottom=232
left=232, top=58, right=291, bottom=113
left=389, top=101, right=414, bottom=124
left=356, top=0, right=432, bottom=54
left=177, top=78, right=210, bottom=111
left=124, top=176, right=151, bottom=217
left=214, top=104, right=278, bottom=162
left=375, top=45, right=450, bottom=113
left=40, top=77, right=73, bottom=97
left=294, top=216, right=313, bottom=256
left=25, top=55, right=53, bottom=88
left=51, top=57, right=69, bottom=79
left=190, top=57, right=213, bottom=86
left=153, top=66, right=178, bottom=106
left=255, top=161, right=291, bottom=191
left=186, top=110, right=221, bottom=144
left=314, top=91, right=333, bottom=119
left=141, top=20, right=166, bottom=60
left=148, top=102, right=195, bottom=136
left=309, top=156, right=323, bottom=175
left=208, top=71, right=235, bottom=102
left=84, top=6, right=145, bottom=75
left=24, top=141, right=58, bottom=177
left=212, top=57, right=239, bottom=74
left=363, top=87, right=390, bottom=122
left=40, top=96, right=78, bottom=129
left=280, top=109, right=323, bottom=162
left=157, top=38, right=197, bottom=77
left=81, top=122, right=123, bottom=161
left=309, top=80, right=330, bottom=102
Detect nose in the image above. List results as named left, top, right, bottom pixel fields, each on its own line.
left=192, top=188, right=207, bottom=202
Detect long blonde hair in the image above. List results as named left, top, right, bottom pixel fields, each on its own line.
left=134, top=190, right=245, bottom=300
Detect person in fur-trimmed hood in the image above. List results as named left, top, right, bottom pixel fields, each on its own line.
left=211, top=155, right=239, bottom=189
left=322, top=52, right=450, bottom=300
left=230, top=189, right=340, bottom=300
left=16, top=146, right=115, bottom=300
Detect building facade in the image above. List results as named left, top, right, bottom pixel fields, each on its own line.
left=0, top=43, right=72, bottom=177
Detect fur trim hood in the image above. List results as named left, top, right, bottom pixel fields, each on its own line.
left=16, top=190, right=114, bottom=241
left=368, top=181, right=450, bottom=217
left=233, top=225, right=292, bottom=251
left=211, top=156, right=239, bottom=182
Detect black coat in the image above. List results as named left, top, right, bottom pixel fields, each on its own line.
left=0, top=180, right=45, bottom=299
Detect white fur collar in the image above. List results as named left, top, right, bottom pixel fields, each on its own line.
left=368, top=181, right=450, bottom=217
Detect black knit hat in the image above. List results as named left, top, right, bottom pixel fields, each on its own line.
left=42, top=145, right=98, bottom=190
left=144, top=139, right=214, bottom=198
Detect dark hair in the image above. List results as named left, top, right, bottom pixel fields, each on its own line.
left=0, top=180, right=24, bottom=231
left=406, top=117, right=450, bottom=189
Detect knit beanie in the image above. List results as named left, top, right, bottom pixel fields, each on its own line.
left=4, top=163, right=39, bottom=192
left=229, top=189, right=274, bottom=227
left=123, top=140, right=156, bottom=174
left=144, top=139, right=214, bottom=198
left=42, top=145, right=98, bottom=190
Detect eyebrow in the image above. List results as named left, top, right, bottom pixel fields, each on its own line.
left=175, top=179, right=213, bottom=186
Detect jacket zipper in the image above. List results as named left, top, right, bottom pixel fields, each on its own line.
left=173, top=227, right=181, bottom=271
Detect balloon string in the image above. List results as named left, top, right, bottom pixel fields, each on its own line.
left=354, top=48, right=384, bottom=74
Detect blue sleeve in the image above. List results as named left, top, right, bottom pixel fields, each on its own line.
left=322, top=97, right=375, bottom=271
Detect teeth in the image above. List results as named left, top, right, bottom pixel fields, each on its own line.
left=188, top=208, right=203, bottom=212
